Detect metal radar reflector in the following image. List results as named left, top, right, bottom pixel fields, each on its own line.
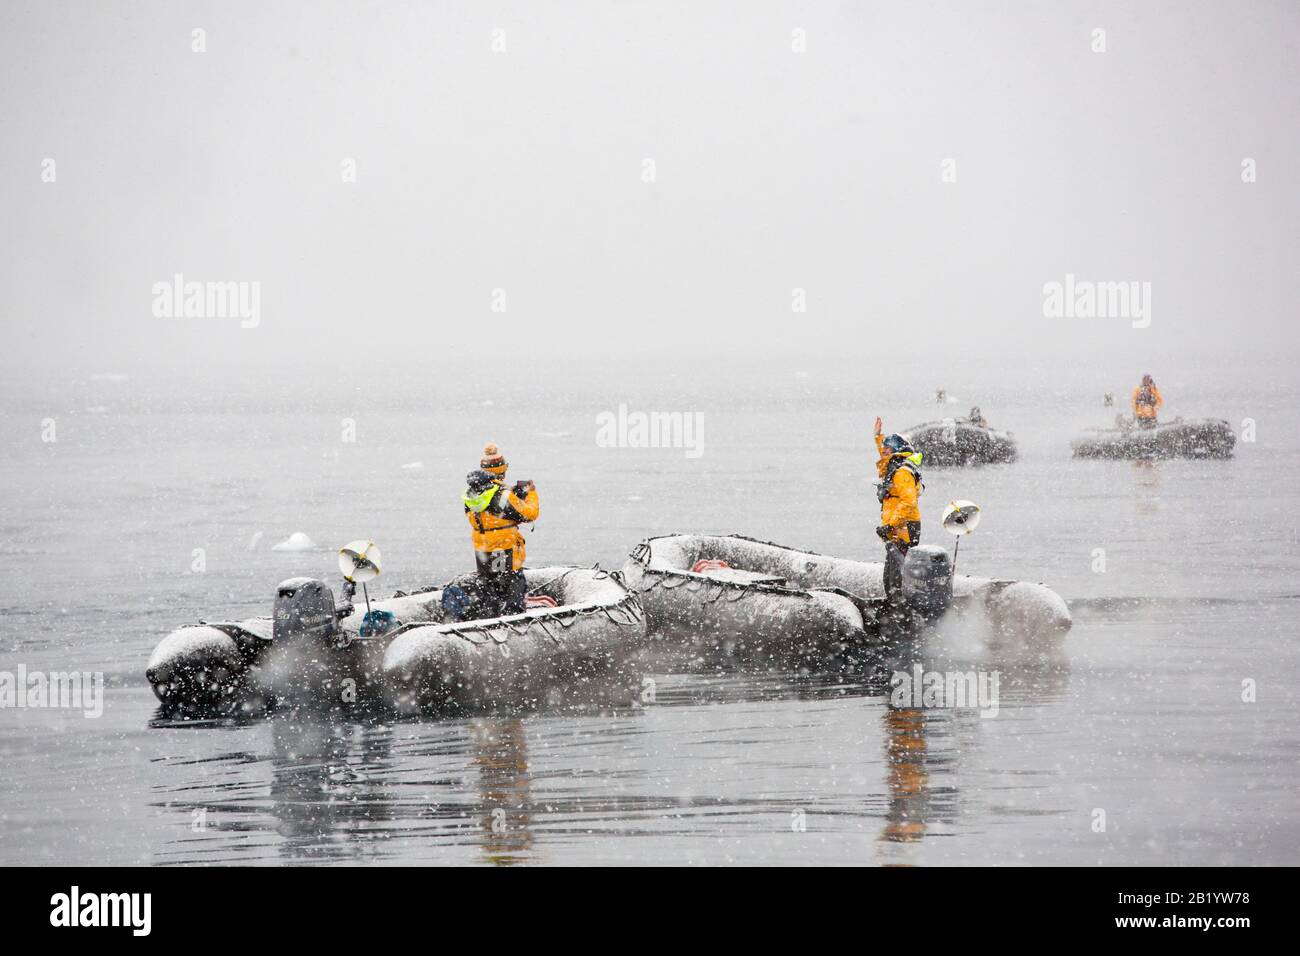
left=941, top=500, right=981, bottom=572
left=339, top=540, right=382, bottom=618
left=339, top=540, right=382, bottom=582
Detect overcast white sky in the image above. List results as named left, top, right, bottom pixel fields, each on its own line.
left=2, top=0, right=1297, bottom=371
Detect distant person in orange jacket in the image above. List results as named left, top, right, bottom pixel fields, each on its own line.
left=1131, top=374, right=1163, bottom=428
left=874, top=417, right=924, bottom=598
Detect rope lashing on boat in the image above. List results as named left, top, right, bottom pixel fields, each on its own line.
left=387, top=563, right=643, bottom=650
left=632, top=564, right=813, bottom=600
left=630, top=531, right=845, bottom=564
left=625, top=533, right=848, bottom=601
left=536, top=617, right=562, bottom=645
left=395, top=593, right=644, bottom=650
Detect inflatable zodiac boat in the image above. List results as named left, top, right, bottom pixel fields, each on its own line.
left=147, top=548, right=645, bottom=717
left=382, top=566, right=646, bottom=713
left=1071, top=417, right=1235, bottom=459
left=620, top=534, right=1070, bottom=659
left=904, top=416, right=1017, bottom=466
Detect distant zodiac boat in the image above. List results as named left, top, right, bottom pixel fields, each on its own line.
left=904, top=419, right=1018, bottom=466
left=1071, top=417, right=1236, bottom=460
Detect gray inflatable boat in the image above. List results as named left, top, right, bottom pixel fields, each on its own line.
left=147, top=566, right=645, bottom=717
left=620, top=533, right=1071, bottom=660
left=904, top=417, right=1017, bottom=466
left=382, top=566, right=646, bottom=714
left=1071, top=416, right=1236, bottom=459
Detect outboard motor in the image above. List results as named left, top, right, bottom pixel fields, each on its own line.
left=901, top=545, right=953, bottom=617
left=273, top=577, right=343, bottom=644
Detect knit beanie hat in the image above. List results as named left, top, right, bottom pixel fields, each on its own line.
left=480, top=442, right=508, bottom=477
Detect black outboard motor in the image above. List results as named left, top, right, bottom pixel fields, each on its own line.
left=901, top=545, right=953, bottom=618
left=273, top=577, right=344, bottom=644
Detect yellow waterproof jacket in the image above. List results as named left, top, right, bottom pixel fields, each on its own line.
left=462, top=483, right=540, bottom=571
left=1132, top=384, right=1163, bottom=419
left=875, top=435, right=922, bottom=528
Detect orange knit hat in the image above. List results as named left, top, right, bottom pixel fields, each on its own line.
left=480, top=442, right=508, bottom=477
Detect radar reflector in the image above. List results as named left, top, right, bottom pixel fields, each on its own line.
left=942, top=500, right=982, bottom=536
left=940, top=500, right=980, bottom=573
left=339, top=540, right=382, bottom=583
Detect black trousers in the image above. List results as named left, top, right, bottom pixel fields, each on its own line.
left=478, top=569, right=527, bottom=617
left=882, top=522, right=921, bottom=599
left=442, top=570, right=527, bottom=621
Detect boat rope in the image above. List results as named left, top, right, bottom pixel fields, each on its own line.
left=632, top=564, right=813, bottom=599
left=394, top=591, right=644, bottom=650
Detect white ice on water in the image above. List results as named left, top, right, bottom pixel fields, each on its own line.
left=270, top=532, right=318, bottom=552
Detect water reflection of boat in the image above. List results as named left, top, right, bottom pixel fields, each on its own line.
left=265, top=718, right=398, bottom=864
left=149, top=718, right=402, bottom=865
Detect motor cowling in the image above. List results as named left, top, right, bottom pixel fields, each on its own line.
left=273, top=577, right=341, bottom=643
left=901, top=545, right=953, bottom=616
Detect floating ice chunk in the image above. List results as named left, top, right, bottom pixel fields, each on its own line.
left=271, top=532, right=318, bottom=552
left=400, top=461, right=424, bottom=470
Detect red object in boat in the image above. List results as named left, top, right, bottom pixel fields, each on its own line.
left=690, top=559, right=731, bottom=574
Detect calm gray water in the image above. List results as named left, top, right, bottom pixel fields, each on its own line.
left=1, top=355, right=1297, bottom=865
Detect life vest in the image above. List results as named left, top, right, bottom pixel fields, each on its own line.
left=1132, top=384, right=1162, bottom=421
left=878, top=453, right=923, bottom=503
left=462, top=483, right=539, bottom=572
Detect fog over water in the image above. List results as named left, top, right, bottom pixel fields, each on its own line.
left=2, top=1, right=1297, bottom=368
left=1, top=2, right=1297, bottom=866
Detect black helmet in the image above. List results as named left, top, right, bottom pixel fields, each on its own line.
left=883, top=433, right=913, bottom=454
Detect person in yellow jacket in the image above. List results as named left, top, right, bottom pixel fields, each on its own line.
left=457, top=442, right=539, bottom=618
left=1131, top=374, right=1163, bottom=428
left=873, top=417, right=924, bottom=598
